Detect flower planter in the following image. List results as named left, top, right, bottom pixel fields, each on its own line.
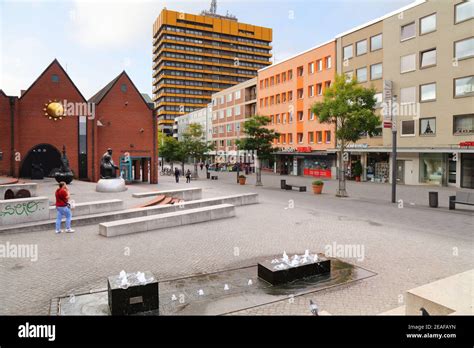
left=355, top=176, right=361, bottom=182
left=312, top=184, right=323, bottom=194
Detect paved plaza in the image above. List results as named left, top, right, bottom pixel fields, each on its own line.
left=0, top=170, right=472, bottom=315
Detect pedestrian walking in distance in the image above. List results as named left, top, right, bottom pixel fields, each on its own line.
left=200, top=162, right=204, bottom=171
left=55, top=182, right=74, bottom=233
left=174, top=167, right=180, bottom=183
left=185, top=169, right=192, bottom=183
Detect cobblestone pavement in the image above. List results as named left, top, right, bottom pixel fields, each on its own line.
left=0, top=170, right=472, bottom=315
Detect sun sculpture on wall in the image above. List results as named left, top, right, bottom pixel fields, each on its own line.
left=43, top=100, right=64, bottom=121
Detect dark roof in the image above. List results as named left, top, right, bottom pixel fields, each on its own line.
left=88, top=74, right=122, bottom=104
left=88, top=71, right=154, bottom=110
left=19, top=59, right=87, bottom=102
left=0, top=89, right=7, bottom=98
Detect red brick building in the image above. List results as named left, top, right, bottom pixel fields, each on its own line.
left=0, top=59, right=158, bottom=184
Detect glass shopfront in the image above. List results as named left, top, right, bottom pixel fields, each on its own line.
left=366, top=153, right=390, bottom=183
left=419, top=153, right=447, bottom=186
left=461, top=153, right=474, bottom=189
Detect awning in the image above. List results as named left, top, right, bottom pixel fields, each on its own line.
left=326, top=147, right=474, bottom=154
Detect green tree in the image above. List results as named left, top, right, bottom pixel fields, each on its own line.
left=181, top=123, right=214, bottom=178
left=311, top=74, right=380, bottom=197
left=236, top=115, right=279, bottom=186
left=159, top=135, right=181, bottom=171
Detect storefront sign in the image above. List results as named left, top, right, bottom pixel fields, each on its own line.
left=383, top=80, right=392, bottom=129
left=296, top=146, right=312, bottom=153
left=459, top=141, right=474, bottom=147
left=304, top=168, right=331, bottom=178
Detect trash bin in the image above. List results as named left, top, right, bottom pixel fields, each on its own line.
left=206, top=172, right=210, bottom=179
left=429, top=191, right=438, bottom=208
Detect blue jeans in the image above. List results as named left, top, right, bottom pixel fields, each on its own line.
left=56, top=206, right=72, bottom=231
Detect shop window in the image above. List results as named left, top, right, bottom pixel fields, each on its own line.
left=370, top=33, right=382, bottom=51
left=401, top=120, right=415, bottom=136
left=419, top=153, right=446, bottom=185
left=401, top=53, right=416, bottom=73
left=454, top=76, right=474, bottom=97
left=453, top=114, right=474, bottom=135
left=420, top=48, right=437, bottom=68
left=455, top=37, right=474, bottom=60
left=401, top=22, right=416, bottom=41
left=356, top=39, right=367, bottom=56
left=455, top=1, right=474, bottom=24
left=420, top=118, right=436, bottom=136
left=461, top=153, right=474, bottom=189
left=420, top=83, right=436, bottom=102
left=420, top=13, right=436, bottom=35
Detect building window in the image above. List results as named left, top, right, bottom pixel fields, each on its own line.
left=420, top=118, right=436, bottom=136
left=227, top=124, right=233, bottom=132
left=325, top=131, right=331, bottom=143
left=234, top=106, right=241, bottom=116
left=309, top=110, right=315, bottom=120
left=316, top=83, right=323, bottom=95
left=455, top=37, right=474, bottom=60
left=260, top=81, right=264, bottom=89
left=282, top=72, right=286, bottom=81
left=345, top=71, right=354, bottom=82
left=276, top=75, right=280, bottom=84
left=281, top=134, right=286, bottom=144
left=325, top=81, right=331, bottom=89
left=400, top=53, right=416, bottom=73
left=226, top=108, right=232, bottom=117
left=282, top=93, right=287, bottom=103
left=356, top=39, right=367, bottom=56
left=309, top=132, right=314, bottom=143
left=288, top=70, right=293, bottom=80
left=309, top=85, right=314, bottom=97
left=455, top=1, right=474, bottom=24
left=276, top=94, right=281, bottom=104
left=325, top=56, right=332, bottom=69
left=309, top=62, right=315, bottom=74
left=276, top=114, right=281, bottom=124
left=453, top=114, right=474, bottom=135
left=288, top=91, right=293, bottom=101
left=356, top=67, right=367, bottom=82
left=220, top=96, right=225, bottom=104
left=298, top=111, right=304, bottom=121
left=289, top=112, right=294, bottom=123
left=420, top=13, right=436, bottom=35
left=400, top=86, right=416, bottom=104
left=420, top=48, right=437, bottom=68
left=454, top=76, right=474, bottom=97
left=317, top=59, right=323, bottom=71
left=227, top=93, right=233, bottom=102
left=219, top=110, right=224, bottom=119
left=234, top=90, right=241, bottom=99
left=282, top=113, right=287, bottom=124
left=288, top=133, right=293, bottom=144
left=51, top=74, right=59, bottom=83
left=270, top=96, right=274, bottom=105
left=370, top=33, right=382, bottom=51
left=121, top=83, right=127, bottom=92
left=316, top=131, right=323, bottom=143
left=297, top=133, right=303, bottom=144
left=401, top=120, right=415, bottom=136
left=343, top=44, right=353, bottom=60
left=212, top=98, right=217, bottom=106
left=297, top=66, right=304, bottom=76
left=236, top=122, right=241, bottom=132
left=297, top=88, right=304, bottom=99
left=374, top=92, right=383, bottom=108
left=370, top=63, right=382, bottom=80
left=265, top=79, right=269, bottom=88
left=420, top=83, right=436, bottom=102
left=270, top=77, right=274, bottom=86
left=401, top=22, right=416, bottom=41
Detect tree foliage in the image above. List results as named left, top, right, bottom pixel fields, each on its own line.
left=236, top=115, right=279, bottom=160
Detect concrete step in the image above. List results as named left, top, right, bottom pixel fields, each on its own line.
left=0, top=183, right=38, bottom=199
left=48, top=199, right=123, bottom=219
left=132, top=188, right=202, bottom=201
left=405, top=270, right=473, bottom=315
left=99, top=204, right=236, bottom=237
left=0, top=193, right=258, bottom=234
left=0, top=196, right=49, bottom=226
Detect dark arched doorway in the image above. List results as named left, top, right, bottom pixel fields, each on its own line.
left=20, top=144, right=62, bottom=178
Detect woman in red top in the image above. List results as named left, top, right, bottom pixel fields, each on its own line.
left=55, top=182, right=74, bottom=233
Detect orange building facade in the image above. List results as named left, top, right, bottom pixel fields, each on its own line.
left=257, top=40, right=337, bottom=177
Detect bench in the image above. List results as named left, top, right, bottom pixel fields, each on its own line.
left=449, top=192, right=474, bottom=210
left=280, top=180, right=306, bottom=192
left=49, top=199, right=123, bottom=219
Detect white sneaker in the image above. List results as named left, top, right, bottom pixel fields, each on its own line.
left=66, top=229, right=75, bottom=233
left=55, top=230, right=62, bottom=234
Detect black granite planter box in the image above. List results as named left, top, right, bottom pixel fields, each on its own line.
left=258, top=257, right=331, bottom=285
left=107, top=271, right=158, bottom=315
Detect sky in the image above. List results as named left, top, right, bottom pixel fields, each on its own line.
left=0, top=0, right=414, bottom=99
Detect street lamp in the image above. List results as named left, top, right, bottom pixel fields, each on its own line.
left=391, top=95, right=398, bottom=204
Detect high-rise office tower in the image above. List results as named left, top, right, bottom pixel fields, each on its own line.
left=152, top=6, right=272, bottom=135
